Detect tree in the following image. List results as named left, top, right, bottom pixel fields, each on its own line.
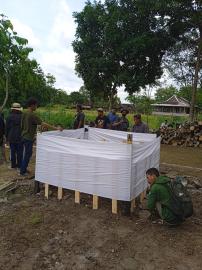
left=155, top=86, right=178, bottom=103
left=151, top=0, right=202, bottom=120
left=72, top=0, right=173, bottom=109
left=0, top=14, right=32, bottom=110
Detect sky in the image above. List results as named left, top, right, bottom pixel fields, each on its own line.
left=0, top=0, right=131, bottom=102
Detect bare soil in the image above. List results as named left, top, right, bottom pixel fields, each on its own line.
left=0, top=146, right=202, bottom=270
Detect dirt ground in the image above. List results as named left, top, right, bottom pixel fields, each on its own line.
left=0, top=146, right=202, bottom=270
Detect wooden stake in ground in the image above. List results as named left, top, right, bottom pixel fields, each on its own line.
left=45, top=183, right=49, bottom=199
left=58, top=187, right=63, bottom=200
left=93, top=195, right=99, bottom=210
left=75, top=191, right=80, bottom=204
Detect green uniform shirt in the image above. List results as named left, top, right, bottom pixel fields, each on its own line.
left=147, top=176, right=177, bottom=222
left=21, top=111, right=42, bottom=141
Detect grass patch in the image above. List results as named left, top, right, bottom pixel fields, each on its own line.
left=29, top=213, right=43, bottom=225
left=36, top=108, right=197, bottom=130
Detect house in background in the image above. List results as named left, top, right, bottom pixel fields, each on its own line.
left=151, top=95, right=197, bottom=116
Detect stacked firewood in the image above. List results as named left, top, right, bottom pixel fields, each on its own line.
left=159, top=121, right=202, bottom=147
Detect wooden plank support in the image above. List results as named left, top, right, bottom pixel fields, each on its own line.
left=93, top=195, right=99, bottom=210
left=45, top=183, right=49, bottom=199
left=112, top=199, right=118, bottom=214
left=58, top=187, right=63, bottom=200
left=75, top=191, right=80, bottom=204
left=140, top=189, right=147, bottom=203
left=130, top=199, right=136, bottom=213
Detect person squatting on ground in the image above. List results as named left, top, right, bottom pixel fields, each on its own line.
left=131, top=114, right=149, bottom=133
left=20, top=97, right=63, bottom=177
left=73, top=104, right=85, bottom=129
left=146, top=168, right=184, bottom=225
left=95, top=108, right=110, bottom=129
left=6, top=103, right=23, bottom=169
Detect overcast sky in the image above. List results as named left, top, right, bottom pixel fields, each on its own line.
left=1, top=0, right=131, bottom=102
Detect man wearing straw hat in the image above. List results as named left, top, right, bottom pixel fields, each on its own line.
left=6, top=103, right=23, bottom=169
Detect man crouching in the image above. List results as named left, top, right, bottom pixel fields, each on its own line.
left=146, top=168, right=183, bottom=226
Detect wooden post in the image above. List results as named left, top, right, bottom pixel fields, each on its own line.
left=130, top=199, right=136, bottom=213
left=58, top=187, right=63, bottom=200
left=45, top=183, right=49, bottom=199
left=140, top=189, right=147, bottom=203
left=93, top=195, right=99, bottom=210
left=112, top=199, right=118, bottom=214
left=75, top=191, right=80, bottom=204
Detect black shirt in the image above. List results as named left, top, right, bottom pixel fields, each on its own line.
left=95, top=115, right=110, bottom=129
left=6, top=111, right=22, bottom=143
left=73, top=111, right=85, bottom=129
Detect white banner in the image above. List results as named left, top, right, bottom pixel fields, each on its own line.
left=35, top=128, right=160, bottom=201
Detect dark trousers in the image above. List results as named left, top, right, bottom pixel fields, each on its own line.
left=10, top=142, right=23, bottom=168
left=20, top=139, right=33, bottom=175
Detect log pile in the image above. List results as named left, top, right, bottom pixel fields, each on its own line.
left=159, top=121, right=202, bottom=147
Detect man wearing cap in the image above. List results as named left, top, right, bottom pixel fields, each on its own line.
left=95, top=108, right=110, bottom=129
left=6, top=103, right=23, bottom=169
left=132, top=114, right=149, bottom=133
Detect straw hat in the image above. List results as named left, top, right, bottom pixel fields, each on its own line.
left=11, top=103, right=23, bottom=111
left=97, top=108, right=104, bottom=112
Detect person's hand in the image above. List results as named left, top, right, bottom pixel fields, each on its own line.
left=56, top=126, right=63, bottom=131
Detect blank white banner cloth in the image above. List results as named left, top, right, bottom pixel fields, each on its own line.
left=35, top=128, right=160, bottom=201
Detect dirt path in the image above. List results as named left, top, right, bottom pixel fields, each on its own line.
left=0, top=146, right=202, bottom=270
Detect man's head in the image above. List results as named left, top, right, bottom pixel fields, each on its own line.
left=146, top=168, right=160, bottom=185
left=134, top=114, right=142, bottom=125
left=26, top=98, right=38, bottom=111
left=121, top=108, right=129, bottom=116
left=111, top=108, right=116, bottom=114
left=76, top=104, right=82, bottom=112
left=11, top=103, right=23, bottom=112
left=97, top=108, right=104, bottom=117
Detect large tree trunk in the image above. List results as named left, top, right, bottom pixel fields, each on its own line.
left=190, top=29, right=202, bottom=121
left=0, top=73, right=9, bottom=112
left=108, top=83, right=117, bottom=110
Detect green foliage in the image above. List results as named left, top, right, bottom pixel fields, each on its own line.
left=72, top=0, right=173, bottom=107
left=36, top=107, right=199, bottom=130
left=0, top=14, right=70, bottom=109
left=126, top=94, right=153, bottom=114
left=155, top=86, right=178, bottom=103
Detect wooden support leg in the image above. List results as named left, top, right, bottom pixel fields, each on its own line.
left=112, top=199, right=118, bottom=214
left=58, top=187, right=63, bottom=200
left=93, top=195, right=99, bottom=210
left=140, top=191, right=145, bottom=203
left=45, top=183, right=49, bottom=199
left=130, top=199, right=136, bottom=213
left=75, top=191, right=80, bottom=204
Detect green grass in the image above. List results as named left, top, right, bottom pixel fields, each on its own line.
left=36, top=107, right=199, bottom=130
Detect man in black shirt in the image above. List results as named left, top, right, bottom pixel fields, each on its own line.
left=73, top=104, right=85, bottom=129
left=95, top=108, right=109, bottom=129
left=6, top=103, right=23, bottom=169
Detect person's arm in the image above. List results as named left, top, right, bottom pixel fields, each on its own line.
left=147, top=187, right=157, bottom=212
left=94, top=117, right=98, bottom=128
left=5, top=117, right=11, bottom=141
left=77, top=113, right=85, bottom=129
left=145, top=123, right=149, bottom=133
left=42, top=122, right=63, bottom=131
